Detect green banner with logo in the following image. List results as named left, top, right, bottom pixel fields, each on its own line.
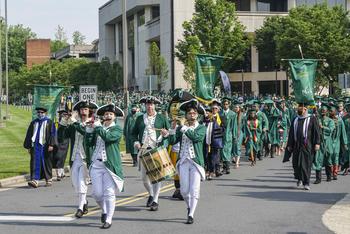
left=32, top=85, right=66, bottom=120
left=195, top=54, right=224, bottom=101
left=289, top=59, right=318, bottom=104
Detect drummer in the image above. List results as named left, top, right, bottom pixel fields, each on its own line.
left=169, top=99, right=206, bottom=224
left=132, top=96, right=170, bottom=211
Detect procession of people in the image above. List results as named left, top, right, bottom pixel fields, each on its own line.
left=23, top=89, right=350, bottom=228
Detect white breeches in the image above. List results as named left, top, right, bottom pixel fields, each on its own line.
left=90, top=164, right=117, bottom=224
left=71, top=160, right=88, bottom=194
left=179, top=159, right=201, bottom=217
left=141, top=163, right=161, bottom=203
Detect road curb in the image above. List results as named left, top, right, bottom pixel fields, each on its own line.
left=0, top=152, right=133, bottom=188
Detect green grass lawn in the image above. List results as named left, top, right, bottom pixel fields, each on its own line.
left=0, top=105, right=126, bottom=180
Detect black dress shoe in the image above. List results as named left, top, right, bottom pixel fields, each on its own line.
left=333, top=176, right=338, bottom=180
left=100, top=222, right=112, bottom=229
left=83, top=201, right=88, bottom=214
left=187, top=208, right=190, bottom=216
left=326, top=177, right=332, bottom=182
left=149, top=202, right=159, bottom=211
left=215, top=171, right=223, bottom=177
left=146, top=196, right=154, bottom=207
left=313, top=179, right=321, bottom=184
left=101, top=213, right=107, bottom=223
left=186, top=216, right=194, bottom=224
left=75, top=209, right=84, bottom=218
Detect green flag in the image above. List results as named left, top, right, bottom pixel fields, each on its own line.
left=195, top=54, right=224, bottom=101
left=289, top=59, right=318, bottom=104
left=32, top=85, right=66, bottom=120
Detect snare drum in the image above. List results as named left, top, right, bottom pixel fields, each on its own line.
left=140, top=146, right=176, bottom=184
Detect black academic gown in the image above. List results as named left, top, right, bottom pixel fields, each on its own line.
left=286, top=115, right=320, bottom=185
left=53, top=124, right=70, bottom=169
left=23, top=118, right=57, bottom=181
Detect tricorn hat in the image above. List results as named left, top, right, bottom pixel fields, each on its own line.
left=179, top=99, right=206, bottom=115
left=73, top=100, right=98, bottom=111
left=97, top=103, right=124, bottom=117
left=139, top=96, right=162, bottom=105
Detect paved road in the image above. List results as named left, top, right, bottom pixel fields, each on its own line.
left=0, top=155, right=349, bottom=234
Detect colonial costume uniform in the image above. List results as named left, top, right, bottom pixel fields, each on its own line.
left=169, top=99, right=206, bottom=224
left=168, top=89, right=194, bottom=200
left=63, top=100, right=98, bottom=218
left=87, top=104, right=124, bottom=229
left=132, top=96, right=170, bottom=211
left=23, top=107, right=57, bottom=188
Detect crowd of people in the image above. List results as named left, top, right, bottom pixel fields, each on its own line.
left=22, top=89, right=350, bottom=229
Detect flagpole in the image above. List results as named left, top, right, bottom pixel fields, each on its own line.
left=122, top=0, right=129, bottom=111
left=0, top=0, right=4, bottom=128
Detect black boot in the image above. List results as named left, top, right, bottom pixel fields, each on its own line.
left=186, top=216, right=194, bottom=224
left=146, top=196, right=154, bottom=207
left=101, top=213, right=107, bottom=223
left=75, top=209, right=84, bottom=218
left=314, top=170, right=321, bottom=184
left=83, top=201, right=88, bottom=214
left=326, top=166, right=332, bottom=182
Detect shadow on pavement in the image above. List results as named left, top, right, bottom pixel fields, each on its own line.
left=233, top=190, right=346, bottom=205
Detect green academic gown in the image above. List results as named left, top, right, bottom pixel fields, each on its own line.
left=313, top=116, right=335, bottom=171
left=220, top=109, right=237, bottom=162
left=243, top=118, right=262, bottom=157
left=123, top=112, right=143, bottom=155
left=329, top=116, right=348, bottom=166
left=342, top=114, right=350, bottom=168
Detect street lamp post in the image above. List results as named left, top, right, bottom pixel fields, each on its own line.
left=122, top=0, right=129, bottom=111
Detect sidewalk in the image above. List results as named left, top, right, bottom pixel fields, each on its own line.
left=323, top=193, right=350, bottom=234
left=0, top=152, right=133, bottom=188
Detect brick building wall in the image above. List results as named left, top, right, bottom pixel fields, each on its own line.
left=25, top=39, right=51, bottom=68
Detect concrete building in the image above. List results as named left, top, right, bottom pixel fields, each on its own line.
left=52, top=42, right=98, bottom=62
left=98, top=0, right=349, bottom=94
left=25, top=39, right=51, bottom=68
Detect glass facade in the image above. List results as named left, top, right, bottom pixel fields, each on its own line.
left=257, top=0, right=288, bottom=12
left=230, top=0, right=251, bottom=11
left=296, top=0, right=346, bottom=8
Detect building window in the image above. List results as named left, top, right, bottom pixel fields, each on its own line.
left=229, top=0, right=251, bottom=11
left=258, top=49, right=276, bottom=72
left=151, top=6, right=160, bottom=19
left=118, top=23, right=123, bottom=53
left=296, top=0, right=346, bottom=8
left=127, top=16, right=134, bottom=49
left=257, top=0, right=288, bottom=12
left=137, top=9, right=145, bottom=26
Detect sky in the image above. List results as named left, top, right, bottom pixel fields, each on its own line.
left=6, top=0, right=108, bottom=44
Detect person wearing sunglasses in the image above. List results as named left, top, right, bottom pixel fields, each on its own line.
left=23, top=107, right=57, bottom=188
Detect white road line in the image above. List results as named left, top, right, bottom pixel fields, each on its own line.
left=0, top=216, right=75, bottom=222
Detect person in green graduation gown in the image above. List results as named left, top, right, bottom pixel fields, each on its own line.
left=123, top=104, right=143, bottom=166
left=253, top=101, right=269, bottom=160
left=341, top=103, right=350, bottom=175
left=329, top=104, right=348, bottom=180
left=86, top=103, right=125, bottom=229
left=220, top=97, right=236, bottom=174
left=232, top=102, right=244, bottom=168
left=168, top=99, right=206, bottom=225
left=313, top=103, right=335, bottom=184
left=243, top=108, right=262, bottom=166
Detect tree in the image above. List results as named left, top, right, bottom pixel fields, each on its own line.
left=72, top=31, right=86, bottom=45
left=255, top=4, right=350, bottom=93
left=146, top=42, right=169, bottom=91
left=51, top=25, right=69, bottom=53
left=3, top=24, right=36, bottom=71
left=175, top=0, right=251, bottom=88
